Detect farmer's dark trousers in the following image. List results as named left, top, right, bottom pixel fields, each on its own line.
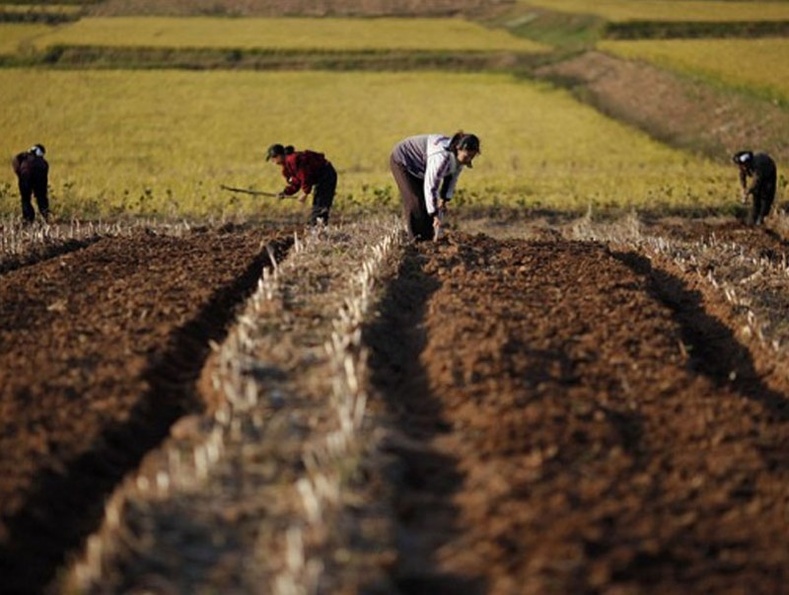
left=751, top=176, right=776, bottom=225
left=310, top=163, right=337, bottom=226
left=18, top=176, right=49, bottom=223
left=390, top=154, right=434, bottom=242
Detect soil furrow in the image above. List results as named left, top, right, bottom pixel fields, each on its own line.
left=370, top=232, right=788, bottom=594
left=0, top=227, right=290, bottom=593
left=0, top=217, right=787, bottom=594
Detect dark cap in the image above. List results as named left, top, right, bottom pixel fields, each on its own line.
left=29, top=143, right=46, bottom=157
left=266, top=143, right=285, bottom=161
left=732, top=150, right=753, bottom=165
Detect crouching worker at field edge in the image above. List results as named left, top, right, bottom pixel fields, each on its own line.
left=266, top=143, right=337, bottom=226
left=390, top=131, right=480, bottom=242
left=733, top=150, right=777, bottom=226
left=11, top=143, right=50, bottom=224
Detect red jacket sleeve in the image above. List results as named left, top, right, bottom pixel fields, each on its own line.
left=281, top=157, right=300, bottom=195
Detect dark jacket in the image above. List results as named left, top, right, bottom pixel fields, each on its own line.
left=12, top=151, right=48, bottom=184
left=740, top=152, right=776, bottom=197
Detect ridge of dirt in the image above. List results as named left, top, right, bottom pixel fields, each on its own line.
left=87, top=0, right=512, bottom=17
left=536, top=50, right=789, bottom=165
left=0, top=225, right=292, bottom=593
left=0, top=237, right=97, bottom=275
left=56, top=218, right=405, bottom=594
left=367, top=231, right=788, bottom=593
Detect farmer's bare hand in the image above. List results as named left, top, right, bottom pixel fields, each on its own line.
left=299, top=193, right=308, bottom=204
left=433, top=216, right=443, bottom=241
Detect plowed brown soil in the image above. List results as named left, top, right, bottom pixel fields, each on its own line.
left=0, top=223, right=293, bottom=593
left=369, top=226, right=788, bottom=594
left=1, top=215, right=787, bottom=594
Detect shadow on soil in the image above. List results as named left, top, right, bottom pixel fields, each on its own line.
left=0, top=237, right=97, bottom=276
left=363, top=245, right=486, bottom=595
left=615, top=250, right=789, bottom=428
left=0, top=236, right=293, bottom=594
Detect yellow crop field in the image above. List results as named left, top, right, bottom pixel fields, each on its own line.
left=0, top=69, right=733, bottom=220
left=600, top=37, right=789, bottom=103
left=0, top=23, right=52, bottom=54
left=522, top=0, right=789, bottom=22
left=23, top=16, right=552, bottom=52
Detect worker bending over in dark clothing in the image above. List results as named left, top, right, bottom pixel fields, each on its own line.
left=733, top=150, right=777, bottom=226
left=12, top=143, right=49, bottom=224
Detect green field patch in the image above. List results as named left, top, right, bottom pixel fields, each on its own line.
left=0, top=69, right=733, bottom=220
left=522, top=0, right=789, bottom=23
left=25, top=16, right=552, bottom=52
left=599, top=37, right=789, bottom=104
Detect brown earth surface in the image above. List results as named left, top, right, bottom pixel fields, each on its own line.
left=0, top=222, right=295, bottom=593
left=0, top=213, right=787, bottom=594
left=370, top=221, right=789, bottom=594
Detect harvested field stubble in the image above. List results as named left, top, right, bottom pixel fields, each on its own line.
left=1, top=214, right=788, bottom=593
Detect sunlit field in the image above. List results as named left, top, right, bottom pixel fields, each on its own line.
left=20, top=16, right=551, bottom=52
left=522, top=0, right=789, bottom=22
left=0, top=69, right=733, bottom=220
left=599, top=37, right=789, bottom=104
left=0, top=23, right=52, bottom=54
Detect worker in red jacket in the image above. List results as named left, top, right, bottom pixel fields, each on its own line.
left=266, top=144, right=337, bottom=226
left=11, top=143, right=50, bottom=224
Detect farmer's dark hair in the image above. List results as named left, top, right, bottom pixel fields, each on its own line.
left=448, top=130, right=480, bottom=153
left=267, top=143, right=296, bottom=161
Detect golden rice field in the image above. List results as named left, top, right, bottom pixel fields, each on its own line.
left=14, top=16, right=552, bottom=52
left=522, top=0, right=789, bottom=22
left=599, top=37, right=789, bottom=104
left=0, top=69, right=734, bottom=219
left=0, top=23, right=51, bottom=54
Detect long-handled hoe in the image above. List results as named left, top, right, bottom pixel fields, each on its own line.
left=220, top=184, right=290, bottom=199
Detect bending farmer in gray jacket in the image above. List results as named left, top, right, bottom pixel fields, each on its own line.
left=390, top=131, right=480, bottom=242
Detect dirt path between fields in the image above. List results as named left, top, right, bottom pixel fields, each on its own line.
left=536, top=50, right=789, bottom=166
